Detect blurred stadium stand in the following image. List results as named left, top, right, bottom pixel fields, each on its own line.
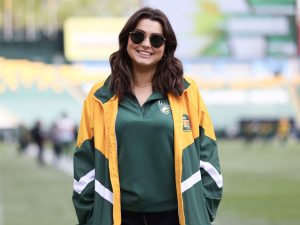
left=0, top=30, right=64, bottom=63
left=0, top=0, right=300, bottom=140
left=0, top=57, right=109, bottom=129
left=1, top=57, right=299, bottom=139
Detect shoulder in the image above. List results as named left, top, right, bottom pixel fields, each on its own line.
left=182, top=76, right=208, bottom=111
left=89, top=77, right=109, bottom=96
left=86, top=75, right=115, bottom=104
left=183, top=76, right=201, bottom=95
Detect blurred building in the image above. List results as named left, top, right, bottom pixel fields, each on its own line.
left=0, top=0, right=300, bottom=138
left=0, top=0, right=140, bottom=131
left=0, top=0, right=141, bottom=63
left=143, top=0, right=300, bottom=136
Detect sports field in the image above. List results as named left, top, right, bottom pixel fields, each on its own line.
left=0, top=139, right=299, bottom=225
left=0, top=142, right=77, bottom=225
left=214, top=139, right=300, bottom=225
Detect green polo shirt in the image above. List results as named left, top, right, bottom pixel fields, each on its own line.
left=116, top=92, right=177, bottom=212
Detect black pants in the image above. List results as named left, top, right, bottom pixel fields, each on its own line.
left=121, top=209, right=180, bottom=225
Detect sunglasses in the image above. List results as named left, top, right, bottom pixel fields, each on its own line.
left=129, top=30, right=166, bottom=48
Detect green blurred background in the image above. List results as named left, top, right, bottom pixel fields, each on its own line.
left=0, top=0, right=300, bottom=224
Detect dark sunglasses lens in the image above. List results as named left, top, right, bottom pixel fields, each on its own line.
left=150, top=35, right=165, bottom=48
left=130, top=31, right=144, bottom=44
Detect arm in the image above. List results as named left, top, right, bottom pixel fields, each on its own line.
left=195, top=84, right=223, bottom=222
left=198, top=125, right=223, bottom=222
left=72, top=95, right=95, bottom=225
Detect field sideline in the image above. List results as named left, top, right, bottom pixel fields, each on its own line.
left=0, top=139, right=299, bottom=225
left=0, top=142, right=77, bottom=225
left=215, top=139, right=300, bottom=225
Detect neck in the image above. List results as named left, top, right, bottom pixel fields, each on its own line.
left=132, top=66, right=156, bottom=87
left=133, top=82, right=152, bottom=88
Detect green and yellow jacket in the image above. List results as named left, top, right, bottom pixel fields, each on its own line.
left=73, top=76, right=223, bottom=225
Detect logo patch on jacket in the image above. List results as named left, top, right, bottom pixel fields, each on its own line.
left=158, top=100, right=171, bottom=114
left=182, top=114, right=191, bottom=132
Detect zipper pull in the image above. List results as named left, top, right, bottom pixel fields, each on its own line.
left=142, top=213, right=148, bottom=225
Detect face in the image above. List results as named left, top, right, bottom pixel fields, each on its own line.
left=127, top=18, right=165, bottom=71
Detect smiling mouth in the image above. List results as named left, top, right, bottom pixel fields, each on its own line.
left=137, top=50, right=153, bottom=56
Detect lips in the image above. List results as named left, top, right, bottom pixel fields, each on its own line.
left=136, top=50, right=153, bottom=57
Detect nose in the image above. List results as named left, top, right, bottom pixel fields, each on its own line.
left=141, top=35, right=151, bottom=48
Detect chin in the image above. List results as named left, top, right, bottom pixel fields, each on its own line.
left=137, top=61, right=158, bottom=68
left=138, top=57, right=161, bottom=65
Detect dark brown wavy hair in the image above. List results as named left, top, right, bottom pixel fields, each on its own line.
left=109, top=7, right=184, bottom=100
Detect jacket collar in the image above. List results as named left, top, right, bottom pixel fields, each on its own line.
left=183, top=78, right=190, bottom=93
left=93, top=75, right=115, bottom=104
left=93, top=75, right=190, bottom=104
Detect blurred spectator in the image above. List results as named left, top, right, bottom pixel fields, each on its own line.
left=276, top=118, right=291, bottom=143
left=49, top=122, right=63, bottom=166
left=55, top=112, right=76, bottom=153
left=31, top=120, right=45, bottom=165
left=73, top=124, right=79, bottom=142
left=242, top=120, right=259, bottom=144
left=16, top=124, right=31, bottom=153
left=258, top=122, right=274, bottom=143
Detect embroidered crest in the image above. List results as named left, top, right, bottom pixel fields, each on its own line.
left=158, top=100, right=171, bottom=114
left=182, top=114, right=191, bottom=132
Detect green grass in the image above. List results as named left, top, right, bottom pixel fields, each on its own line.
left=0, top=140, right=300, bottom=225
left=0, top=142, right=77, bottom=225
left=214, top=139, right=300, bottom=225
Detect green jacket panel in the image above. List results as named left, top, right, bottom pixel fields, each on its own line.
left=73, top=76, right=223, bottom=225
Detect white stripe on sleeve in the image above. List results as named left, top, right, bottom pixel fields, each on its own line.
left=73, top=169, right=95, bottom=194
left=95, top=180, right=114, bottom=204
left=181, top=170, right=202, bottom=193
left=200, top=160, right=223, bottom=188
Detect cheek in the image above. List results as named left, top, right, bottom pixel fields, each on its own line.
left=126, top=39, right=131, bottom=52
left=126, top=41, right=135, bottom=59
left=157, top=47, right=165, bottom=58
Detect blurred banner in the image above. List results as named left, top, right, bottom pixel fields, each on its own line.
left=64, top=17, right=127, bottom=61
left=144, top=0, right=298, bottom=60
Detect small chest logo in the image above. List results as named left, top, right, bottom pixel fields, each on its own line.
left=182, top=114, right=191, bottom=132
left=158, top=100, right=171, bottom=114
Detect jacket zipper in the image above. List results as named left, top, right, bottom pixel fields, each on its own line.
left=142, top=213, right=148, bottom=225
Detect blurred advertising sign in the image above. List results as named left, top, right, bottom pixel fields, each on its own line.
left=201, top=87, right=295, bottom=130
left=64, top=17, right=126, bottom=62
left=144, top=0, right=297, bottom=60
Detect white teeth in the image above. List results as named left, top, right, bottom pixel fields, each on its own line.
left=138, top=50, right=151, bottom=56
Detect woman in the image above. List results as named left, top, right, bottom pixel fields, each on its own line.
left=73, top=7, right=223, bottom=225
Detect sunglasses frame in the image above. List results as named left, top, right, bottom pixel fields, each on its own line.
left=129, top=30, right=166, bottom=48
